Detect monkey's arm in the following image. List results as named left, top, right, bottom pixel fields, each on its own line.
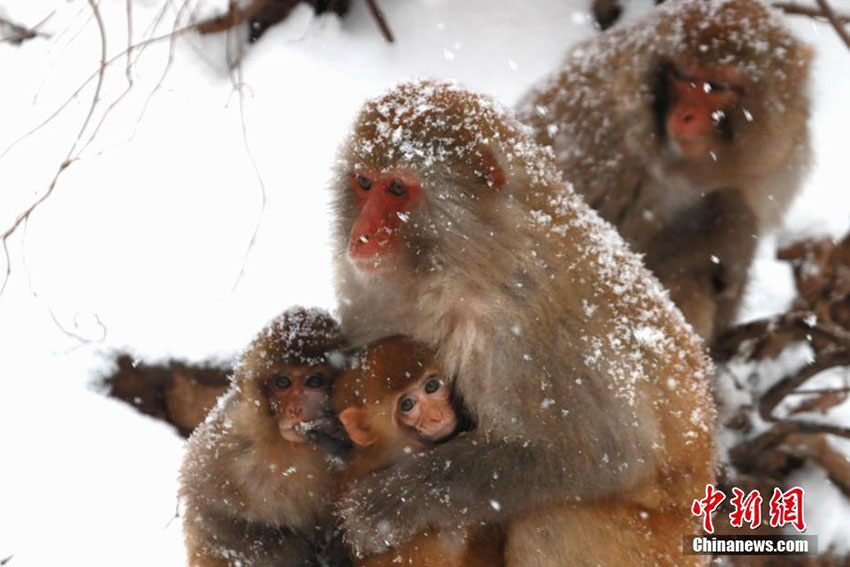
left=339, top=429, right=646, bottom=556
left=645, top=189, right=758, bottom=342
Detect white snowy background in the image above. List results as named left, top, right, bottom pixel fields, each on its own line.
left=0, top=0, right=848, bottom=565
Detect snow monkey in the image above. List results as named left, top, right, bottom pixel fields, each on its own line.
left=519, top=0, right=813, bottom=343
left=331, top=80, right=716, bottom=566
left=333, top=336, right=503, bottom=567
left=179, top=307, right=350, bottom=567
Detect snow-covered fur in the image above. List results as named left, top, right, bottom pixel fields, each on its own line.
left=179, top=307, right=346, bottom=567
left=331, top=80, right=716, bottom=565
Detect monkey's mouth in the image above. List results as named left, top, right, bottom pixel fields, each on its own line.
left=347, top=227, right=400, bottom=273
left=417, top=417, right=458, bottom=443
left=278, top=422, right=308, bottom=443
left=668, top=135, right=716, bottom=158
left=347, top=244, right=398, bottom=274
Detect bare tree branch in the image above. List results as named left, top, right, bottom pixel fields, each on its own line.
left=785, top=434, right=850, bottom=498
left=0, top=12, right=199, bottom=296
left=0, top=0, right=108, bottom=297
left=759, top=350, right=850, bottom=421
left=364, top=0, right=394, bottom=43
left=815, top=0, right=850, bottom=49
left=773, top=1, right=850, bottom=24
left=226, top=19, right=268, bottom=292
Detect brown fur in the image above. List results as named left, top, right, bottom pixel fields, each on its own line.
left=331, top=80, right=716, bottom=566
left=519, top=0, right=812, bottom=342
left=333, top=337, right=503, bottom=567
left=179, top=307, right=348, bottom=567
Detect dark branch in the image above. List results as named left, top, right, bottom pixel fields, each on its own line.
left=364, top=0, right=394, bottom=43
left=815, top=0, right=850, bottom=49
left=759, top=350, right=850, bottom=421
left=773, top=2, right=850, bottom=24
left=0, top=14, right=51, bottom=45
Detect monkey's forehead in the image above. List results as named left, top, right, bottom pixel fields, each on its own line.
left=566, top=0, right=810, bottom=86
left=236, top=306, right=347, bottom=370
left=343, top=80, right=563, bottom=188
left=656, top=0, right=810, bottom=75
left=348, top=80, right=511, bottom=168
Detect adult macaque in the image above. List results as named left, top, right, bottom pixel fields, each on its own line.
left=334, top=336, right=501, bottom=567
left=179, top=307, right=349, bottom=567
left=519, top=0, right=812, bottom=342
left=332, top=80, right=715, bottom=566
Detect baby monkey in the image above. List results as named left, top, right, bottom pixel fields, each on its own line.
left=180, top=307, right=349, bottom=567
left=334, top=336, right=503, bottom=567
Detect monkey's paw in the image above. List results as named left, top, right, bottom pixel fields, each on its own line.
left=337, top=474, right=422, bottom=557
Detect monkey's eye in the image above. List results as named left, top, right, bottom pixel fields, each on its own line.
left=388, top=179, right=408, bottom=198
left=305, top=374, right=325, bottom=389
left=398, top=396, right=417, bottom=413
left=424, top=377, right=442, bottom=394
left=273, top=375, right=292, bottom=389
left=669, top=65, right=688, bottom=81
left=356, top=175, right=372, bottom=191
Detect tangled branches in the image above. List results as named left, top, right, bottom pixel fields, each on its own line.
left=717, top=233, right=850, bottom=519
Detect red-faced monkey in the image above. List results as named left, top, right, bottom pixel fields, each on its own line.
left=179, top=307, right=349, bottom=567
left=331, top=80, right=715, bottom=566
left=519, top=0, right=813, bottom=342
left=333, top=336, right=502, bottom=567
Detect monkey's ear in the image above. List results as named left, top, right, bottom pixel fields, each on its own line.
left=338, top=407, right=377, bottom=447
left=476, top=146, right=506, bottom=190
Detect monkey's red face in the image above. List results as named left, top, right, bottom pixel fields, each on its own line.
left=347, top=170, right=421, bottom=273
left=337, top=371, right=458, bottom=448
left=394, top=373, right=457, bottom=442
left=265, top=365, right=334, bottom=443
left=664, top=63, right=744, bottom=158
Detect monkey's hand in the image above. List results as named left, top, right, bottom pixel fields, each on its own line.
left=337, top=435, right=539, bottom=556
left=338, top=427, right=639, bottom=556
left=337, top=462, right=435, bottom=556
left=296, top=417, right=353, bottom=457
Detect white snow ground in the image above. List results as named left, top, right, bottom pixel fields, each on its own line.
left=0, top=1, right=848, bottom=565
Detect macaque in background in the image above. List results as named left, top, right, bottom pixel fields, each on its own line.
left=331, top=80, right=715, bottom=566
left=519, top=0, right=813, bottom=343
left=333, top=336, right=502, bottom=567
left=179, top=307, right=350, bottom=567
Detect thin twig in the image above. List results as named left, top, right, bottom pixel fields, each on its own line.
left=129, top=1, right=188, bottom=139
left=364, top=0, right=394, bottom=43
left=815, top=0, right=850, bottom=49
left=0, top=0, right=215, bottom=297
left=773, top=2, right=850, bottom=23
left=786, top=385, right=850, bottom=396
left=126, top=0, right=134, bottom=83
left=0, top=23, right=195, bottom=164
left=226, top=20, right=268, bottom=292
left=0, top=0, right=108, bottom=296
